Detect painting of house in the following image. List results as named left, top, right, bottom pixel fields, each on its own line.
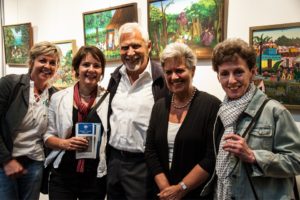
left=83, top=3, right=137, bottom=61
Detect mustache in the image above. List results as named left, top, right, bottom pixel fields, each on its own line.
left=125, top=55, right=140, bottom=61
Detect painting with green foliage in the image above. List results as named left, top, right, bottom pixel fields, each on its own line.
left=250, top=22, right=300, bottom=109
left=83, top=3, right=137, bottom=61
left=148, top=0, right=227, bottom=59
left=3, top=23, right=32, bottom=66
left=52, top=40, right=77, bottom=89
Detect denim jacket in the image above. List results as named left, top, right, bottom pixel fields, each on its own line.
left=202, top=89, right=300, bottom=200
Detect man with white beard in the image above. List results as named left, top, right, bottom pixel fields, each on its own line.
left=106, top=22, right=168, bottom=199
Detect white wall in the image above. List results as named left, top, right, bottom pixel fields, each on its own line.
left=1, top=0, right=300, bottom=113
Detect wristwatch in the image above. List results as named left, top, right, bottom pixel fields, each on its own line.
left=179, top=181, right=188, bottom=191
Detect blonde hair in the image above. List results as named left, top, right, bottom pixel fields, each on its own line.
left=28, top=41, right=62, bottom=73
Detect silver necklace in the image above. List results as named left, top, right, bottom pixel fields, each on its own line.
left=171, top=87, right=197, bottom=109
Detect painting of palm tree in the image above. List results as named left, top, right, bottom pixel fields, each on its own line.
left=250, top=22, right=300, bottom=109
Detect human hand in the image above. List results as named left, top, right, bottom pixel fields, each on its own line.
left=3, top=159, right=27, bottom=179
left=158, top=185, right=185, bottom=200
left=223, top=133, right=256, bottom=163
left=60, top=137, right=89, bottom=151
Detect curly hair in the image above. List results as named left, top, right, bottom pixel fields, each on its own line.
left=212, top=38, right=257, bottom=72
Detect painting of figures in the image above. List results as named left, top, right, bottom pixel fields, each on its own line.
left=148, top=0, right=227, bottom=59
left=52, top=40, right=77, bottom=89
left=250, top=22, right=300, bottom=109
left=3, top=23, right=33, bottom=66
left=83, top=3, right=137, bottom=61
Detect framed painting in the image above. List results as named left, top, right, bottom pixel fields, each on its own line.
left=148, top=0, right=228, bottom=60
left=250, top=22, right=300, bottom=109
left=2, top=22, right=33, bottom=66
left=52, top=40, right=77, bottom=89
left=83, top=3, right=138, bottom=62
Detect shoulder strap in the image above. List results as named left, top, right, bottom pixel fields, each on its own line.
left=241, top=98, right=270, bottom=138
left=294, top=177, right=299, bottom=200
left=242, top=98, right=270, bottom=200
left=85, top=91, right=108, bottom=122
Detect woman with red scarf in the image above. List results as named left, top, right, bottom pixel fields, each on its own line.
left=44, top=46, right=109, bottom=199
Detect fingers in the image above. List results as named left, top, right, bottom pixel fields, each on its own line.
left=222, top=134, right=256, bottom=163
left=3, top=159, right=26, bottom=178
left=66, top=137, right=89, bottom=151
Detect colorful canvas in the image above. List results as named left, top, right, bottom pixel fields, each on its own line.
left=83, top=3, right=137, bottom=61
left=148, top=0, right=227, bottom=59
left=250, top=22, right=300, bottom=109
left=52, top=40, right=77, bottom=89
left=2, top=23, right=32, bottom=66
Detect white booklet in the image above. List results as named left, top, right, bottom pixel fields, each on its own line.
left=75, top=122, right=101, bottom=159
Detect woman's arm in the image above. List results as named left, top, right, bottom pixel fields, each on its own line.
left=158, top=165, right=209, bottom=199
left=45, top=136, right=88, bottom=151
left=44, top=91, right=88, bottom=151
left=145, top=102, right=166, bottom=177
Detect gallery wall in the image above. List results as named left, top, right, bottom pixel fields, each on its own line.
left=1, top=0, right=300, bottom=120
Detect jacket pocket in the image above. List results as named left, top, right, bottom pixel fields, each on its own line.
left=248, top=126, right=273, bottom=150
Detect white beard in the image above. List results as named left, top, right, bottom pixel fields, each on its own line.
left=124, top=60, right=142, bottom=72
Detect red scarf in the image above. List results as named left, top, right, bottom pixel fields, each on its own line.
left=74, top=82, right=97, bottom=172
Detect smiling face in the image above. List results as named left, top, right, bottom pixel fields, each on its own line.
left=30, top=54, right=59, bottom=87
left=78, top=53, right=103, bottom=89
left=217, top=57, right=256, bottom=100
left=119, top=30, right=151, bottom=73
left=163, top=57, right=195, bottom=95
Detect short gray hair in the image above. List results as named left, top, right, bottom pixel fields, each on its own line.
left=118, top=22, right=149, bottom=43
left=160, top=42, right=197, bottom=69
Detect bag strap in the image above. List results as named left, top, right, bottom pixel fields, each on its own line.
left=241, top=98, right=270, bottom=138
left=85, top=90, right=108, bottom=122
left=294, top=176, right=299, bottom=200
left=242, top=98, right=270, bottom=200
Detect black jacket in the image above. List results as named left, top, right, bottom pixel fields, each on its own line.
left=0, top=73, right=57, bottom=164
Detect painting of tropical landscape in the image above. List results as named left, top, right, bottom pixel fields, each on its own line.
left=52, top=40, right=77, bottom=89
left=148, top=0, right=226, bottom=59
left=3, top=23, right=32, bottom=66
left=250, top=22, right=300, bottom=109
left=83, top=3, right=137, bottom=61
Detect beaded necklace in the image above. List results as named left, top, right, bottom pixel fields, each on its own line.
left=171, top=87, right=196, bottom=109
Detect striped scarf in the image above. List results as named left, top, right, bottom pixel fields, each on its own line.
left=215, top=83, right=256, bottom=200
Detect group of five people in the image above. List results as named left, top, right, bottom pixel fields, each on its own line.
left=0, top=22, right=299, bottom=200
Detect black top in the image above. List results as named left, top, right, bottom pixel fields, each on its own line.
left=57, top=107, right=103, bottom=175
left=145, top=90, right=221, bottom=198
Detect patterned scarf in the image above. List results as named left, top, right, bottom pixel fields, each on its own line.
left=215, top=83, right=256, bottom=200
left=73, top=82, right=97, bottom=172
